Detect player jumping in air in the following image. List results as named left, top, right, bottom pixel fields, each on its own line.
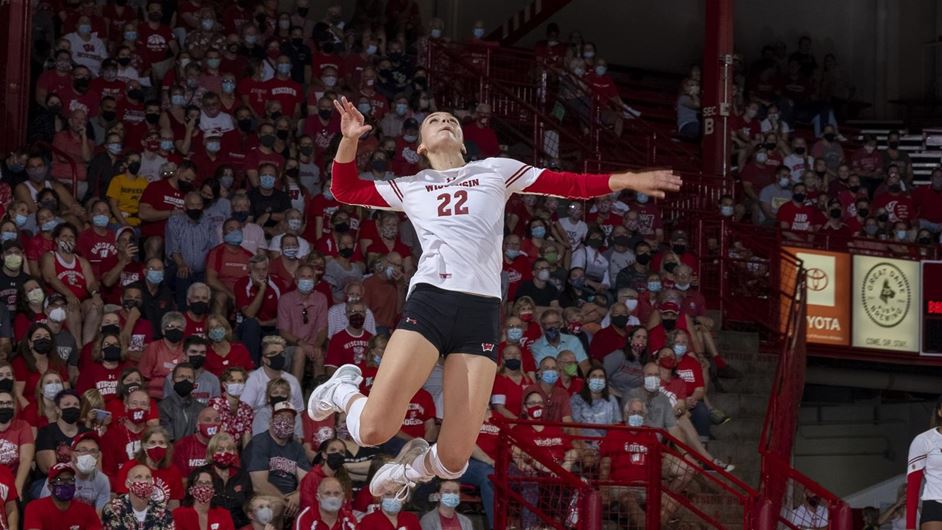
left=309, top=96, right=683, bottom=499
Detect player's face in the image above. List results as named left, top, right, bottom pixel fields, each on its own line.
left=418, top=112, right=464, bottom=156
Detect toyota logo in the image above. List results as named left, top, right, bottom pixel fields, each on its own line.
left=806, top=268, right=829, bottom=292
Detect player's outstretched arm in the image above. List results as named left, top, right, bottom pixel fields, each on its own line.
left=519, top=166, right=683, bottom=200
left=330, top=96, right=396, bottom=209
left=609, top=169, right=683, bottom=199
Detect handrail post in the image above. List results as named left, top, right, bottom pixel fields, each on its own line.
left=493, top=422, right=511, bottom=530
left=645, top=430, right=662, bottom=530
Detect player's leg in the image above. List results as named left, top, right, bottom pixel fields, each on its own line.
left=308, top=328, right=439, bottom=446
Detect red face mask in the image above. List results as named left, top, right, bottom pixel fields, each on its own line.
left=198, top=423, right=219, bottom=439
left=128, top=408, right=147, bottom=424
left=520, top=312, right=534, bottom=322
left=146, top=446, right=167, bottom=462
left=526, top=405, right=544, bottom=419
left=128, top=480, right=155, bottom=500
left=212, top=451, right=240, bottom=469
left=658, top=356, right=676, bottom=370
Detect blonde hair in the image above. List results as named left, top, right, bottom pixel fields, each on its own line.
left=206, top=431, right=236, bottom=459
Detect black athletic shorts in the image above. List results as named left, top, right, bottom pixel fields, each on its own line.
left=397, top=283, right=501, bottom=362
left=923, top=499, right=942, bottom=523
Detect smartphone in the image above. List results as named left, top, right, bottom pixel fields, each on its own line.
left=91, top=409, right=111, bottom=423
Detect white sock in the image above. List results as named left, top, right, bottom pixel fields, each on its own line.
left=422, top=443, right=468, bottom=480
left=345, top=397, right=370, bottom=447
left=335, top=383, right=361, bottom=412
left=404, top=447, right=434, bottom=482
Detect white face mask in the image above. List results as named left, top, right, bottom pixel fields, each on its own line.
left=75, top=453, right=97, bottom=474
left=625, top=299, right=638, bottom=312
left=644, top=375, right=660, bottom=392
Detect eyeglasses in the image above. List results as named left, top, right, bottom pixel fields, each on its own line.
left=74, top=448, right=100, bottom=455
left=50, top=478, right=76, bottom=486
left=302, top=307, right=309, bottom=324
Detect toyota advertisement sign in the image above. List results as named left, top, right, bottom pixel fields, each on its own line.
left=784, top=247, right=851, bottom=345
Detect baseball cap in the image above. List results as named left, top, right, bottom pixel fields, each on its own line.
left=48, top=462, right=76, bottom=481
left=70, top=431, right=100, bottom=451
left=273, top=401, right=297, bottom=415
left=659, top=301, right=680, bottom=313
left=46, top=292, right=67, bottom=306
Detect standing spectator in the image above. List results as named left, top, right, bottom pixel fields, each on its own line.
left=235, top=255, right=287, bottom=365
left=243, top=401, right=309, bottom=519
left=157, top=362, right=204, bottom=441
left=278, top=263, right=328, bottom=380
left=101, top=463, right=176, bottom=529
left=461, top=103, right=500, bottom=159
left=361, top=253, right=406, bottom=334
left=23, top=463, right=102, bottom=530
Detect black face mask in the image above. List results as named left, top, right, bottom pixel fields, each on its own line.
left=117, top=57, right=132, bottom=67
left=664, top=262, right=678, bottom=273
left=672, top=244, right=686, bottom=255
left=635, top=254, right=651, bottom=266
left=793, top=193, right=806, bottom=203
left=73, top=78, right=90, bottom=92
left=611, top=315, right=629, bottom=329
left=101, top=324, right=121, bottom=335
left=586, top=238, right=603, bottom=249
left=127, top=88, right=144, bottom=102
left=127, top=161, right=141, bottom=175
left=857, top=208, right=869, bottom=218
left=824, top=133, right=836, bottom=142
left=147, top=11, right=162, bottom=22
left=189, top=301, right=209, bottom=315
left=270, top=395, right=288, bottom=406
left=300, top=145, right=314, bottom=156
left=178, top=180, right=193, bottom=193
left=318, top=109, right=331, bottom=120
left=325, top=452, right=345, bottom=471
left=33, top=337, right=53, bottom=354
left=174, top=380, right=194, bottom=397
left=103, top=345, right=122, bottom=362
left=849, top=185, right=860, bottom=192
left=101, top=110, right=117, bottom=122
left=0, top=379, right=12, bottom=393
left=276, top=129, right=289, bottom=140
left=794, top=147, right=806, bottom=155
left=123, top=299, right=141, bottom=311
left=266, top=353, right=286, bottom=371
left=238, top=118, right=253, bottom=132
left=503, top=358, right=521, bottom=371
left=189, top=355, right=206, bottom=370
left=259, top=135, right=276, bottom=148
left=764, top=142, right=776, bottom=151
left=333, top=222, right=349, bottom=233
left=338, top=248, right=354, bottom=259
left=888, top=141, right=900, bottom=149
left=919, top=237, right=933, bottom=245
left=60, top=407, right=81, bottom=424
left=144, top=113, right=160, bottom=125
left=662, top=318, right=677, bottom=331
left=164, top=328, right=184, bottom=343
left=0, top=408, right=13, bottom=424
left=829, top=209, right=842, bottom=219
left=186, top=208, right=203, bottom=221
left=292, top=38, right=303, bottom=47
left=878, top=213, right=890, bottom=223
left=613, top=236, right=630, bottom=247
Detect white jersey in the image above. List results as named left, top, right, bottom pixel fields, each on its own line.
left=372, top=158, right=544, bottom=299
left=908, top=427, right=942, bottom=500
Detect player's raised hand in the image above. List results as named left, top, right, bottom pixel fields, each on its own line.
left=334, top=96, right=372, bottom=140
left=612, top=169, right=683, bottom=199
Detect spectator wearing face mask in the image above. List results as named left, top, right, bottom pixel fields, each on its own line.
left=325, top=301, right=372, bottom=373
left=882, top=131, right=912, bottom=182
left=915, top=170, right=942, bottom=233
left=810, top=125, right=845, bottom=173
left=530, top=308, right=590, bottom=373
left=172, top=407, right=222, bottom=476
left=38, top=432, right=109, bottom=513
left=24, top=462, right=102, bottom=530
left=158, top=362, right=205, bottom=440
left=421, top=479, right=473, bottom=530
left=244, top=400, right=309, bottom=520
left=34, top=390, right=88, bottom=484
left=514, top=258, right=560, bottom=308
left=570, top=367, right=621, bottom=437
left=873, top=170, right=914, bottom=224
left=241, top=336, right=304, bottom=420
left=295, top=476, right=356, bottom=530
left=361, top=253, right=407, bottom=333
left=758, top=166, right=795, bottom=225
left=138, top=312, right=186, bottom=398
left=298, top=438, right=352, bottom=514
left=114, top=425, right=184, bottom=509
left=461, top=103, right=500, bottom=159
left=590, top=303, right=634, bottom=362
left=522, top=357, right=574, bottom=424
left=777, top=183, right=822, bottom=241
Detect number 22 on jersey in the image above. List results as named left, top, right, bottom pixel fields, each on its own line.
left=436, top=190, right=469, bottom=217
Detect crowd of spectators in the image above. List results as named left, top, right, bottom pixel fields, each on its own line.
left=0, top=0, right=766, bottom=528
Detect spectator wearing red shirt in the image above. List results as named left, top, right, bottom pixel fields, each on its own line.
left=36, top=50, right=76, bottom=107
left=668, top=330, right=711, bottom=440
left=490, top=344, right=534, bottom=420
left=358, top=67, right=389, bottom=120
left=555, top=350, right=585, bottom=397
left=325, top=302, right=372, bottom=370
left=137, top=161, right=192, bottom=241
left=234, top=254, right=287, bottom=365
left=206, top=220, right=253, bottom=310
left=171, top=407, right=221, bottom=477
left=850, top=135, right=883, bottom=184
left=0, top=463, right=16, bottom=530
left=75, top=331, right=127, bottom=401
left=915, top=169, right=942, bottom=230
left=243, top=124, right=286, bottom=188
left=171, top=468, right=236, bottom=530
left=511, top=391, right=572, bottom=468
left=360, top=497, right=421, bottom=530
left=298, top=438, right=348, bottom=511
left=502, top=235, right=531, bottom=301
left=264, top=55, right=304, bottom=119
left=777, top=183, right=822, bottom=241
left=630, top=194, right=664, bottom=243
left=461, top=103, right=500, bottom=159
left=366, top=212, right=414, bottom=271
left=0, top=388, right=33, bottom=496
left=295, top=476, right=358, bottom=530
left=24, top=463, right=103, bottom=530
left=114, top=427, right=185, bottom=507
left=741, top=150, right=778, bottom=204
left=51, top=109, right=94, bottom=195
left=100, top=388, right=152, bottom=479
left=137, top=2, right=178, bottom=79
left=589, top=303, right=631, bottom=361
left=60, top=65, right=99, bottom=119
left=584, top=59, right=627, bottom=136
left=523, top=357, right=574, bottom=423
left=76, top=200, right=118, bottom=279
left=873, top=172, right=915, bottom=224
left=361, top=253, right=406, bottom=332
left=302, top=97, right=342, bottom=170
left=394, top=388, right=436, bottom=444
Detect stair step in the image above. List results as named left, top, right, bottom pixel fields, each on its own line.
left=716, top=330, right=761, bottom=353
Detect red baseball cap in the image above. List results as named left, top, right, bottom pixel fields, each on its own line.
left=70, top=431, right=100, bottom=451
left=48, top=462, right=76, bottom=481
left=659, top=301, right=681, bottom=313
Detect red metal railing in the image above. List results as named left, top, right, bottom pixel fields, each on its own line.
left=0, top=0, right=33, bottom=154
left=492, top=419, right=758, bottom=530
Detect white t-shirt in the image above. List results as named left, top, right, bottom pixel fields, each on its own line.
left=64, top=32, right=109, bottom=75
left=369, top=158, right=546, bottom=299
left=199, top=110, right=235, bottom=137
left=782, top=153, right=813, bottom=183
left=909, top=427, right=942, bottom=500
left=558, top=217, right=588, bottom=250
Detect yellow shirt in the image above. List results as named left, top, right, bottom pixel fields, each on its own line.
left=106, top=173, right=149, bottom=226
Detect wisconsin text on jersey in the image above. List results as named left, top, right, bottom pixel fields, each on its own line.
left=424, top=178, right=481, bottom=192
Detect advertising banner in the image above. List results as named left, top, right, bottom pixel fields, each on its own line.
left=784, top=247, right=850, bottom=345
left=852, top=256, right=920, bottom=352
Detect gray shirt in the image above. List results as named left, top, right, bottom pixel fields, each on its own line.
left=626, top=387, right=677, bottom=430
left=41, top=469, right=111, bottom=510
left=324, top=259, right=364, bottom=302
left=602, top=350, right=643, bottom=398
left=420, top=510, right=474, bottom=530
left=162, top=369, right=220, bottom=405
left=53, top=329, right=78, bottom=367
left=158, top=392, right=203, bottom=441
left=758, top=183, right=793, bottom=224
left=569, top=393, right=622, bottom=438
left=164, top=213, right=220, bottom=273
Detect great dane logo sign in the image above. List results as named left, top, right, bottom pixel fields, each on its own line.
left=860, top=262, right=911, bottom=328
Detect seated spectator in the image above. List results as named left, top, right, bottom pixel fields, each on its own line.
left=0, top=389, right=34, bottom=495
left=675, top=77, right=701, bottom=140
left=362, top=252, right=407, bottom=333
left=35, top=389, right=88, bottom=482
left=758, top=166, right=794, bottom=225
left=39, top=431, right=110, bottom=514
left=810, top=125, right=845, bottom=173
left=882, top=131, right=912, bottom=184
left=914, top=169, right=942, bottom=233
left=23, top=463, right=102, bottom=530
left=325, top=301, right=372, bottom=373
left=243, top=401, right=309, bottom=520
left=777, top=183, right=822, bottom=240
left=615, top=241, right=653, bottom=292
left=491, top=345, right=533, bottom=419
left=171, top=467, right=236, bottom=530
left=235, top=254, right=287, bottom=365
left=200, top=431, right=253, bottom=528
left=162, top=336, right=220, bottom=405
left=326, top=281, right=377, bottom=338
left=570, top=367, right=621, bottom=437
left=873, top=170, right=914, bottom=224
left=530, top=308, right=589, bottom=373
left=382, top=388, right=437, bottom=456
left=101, top=463, right=176, bottom=529
left=294, top=476, right=357, bottom=530
left=205, top=218, right=253, bottom=312
left=115, top=425, right=184, bottom=510
left=298, top=438, right=351, bottom=511
left=137, top=311, right=186, bottom=398
left=204, top=315, right=254, bottom=376
left=461, top=103, right=500, bottom=158
left=22, top=369, right=67, bottom=431
left=556, top=350, right=584, bottom=396
left=604, top=326, right=647, bottom=399
left=523, top=357, right=574, bottom=423
left=100, top=388, right=151, bottom=478
left=40, top=222, right=103, bottom=347
left=207, top=367, right=254, bottom=447
left=241, top=335, right=304, bottom=421
left=362, top=490, right=422, bottom=530
left=172, top=406, right=222, bottom=476
left=589, top=302, right=633, bottom=361
left=851, top=134, right=883, bottom=188
left=420, top=479, right=474, bottom=530
left=158, top=362, right=203, bottom=441
left=277, top=263, right=329, bottom=381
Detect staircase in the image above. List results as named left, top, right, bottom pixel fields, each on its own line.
left=485, top=0, right=574, bottom=46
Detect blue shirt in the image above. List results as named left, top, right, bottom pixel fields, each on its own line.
left=530, top=333, right=588, bottom=365
left=164, top=213, right=220, bottom=272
